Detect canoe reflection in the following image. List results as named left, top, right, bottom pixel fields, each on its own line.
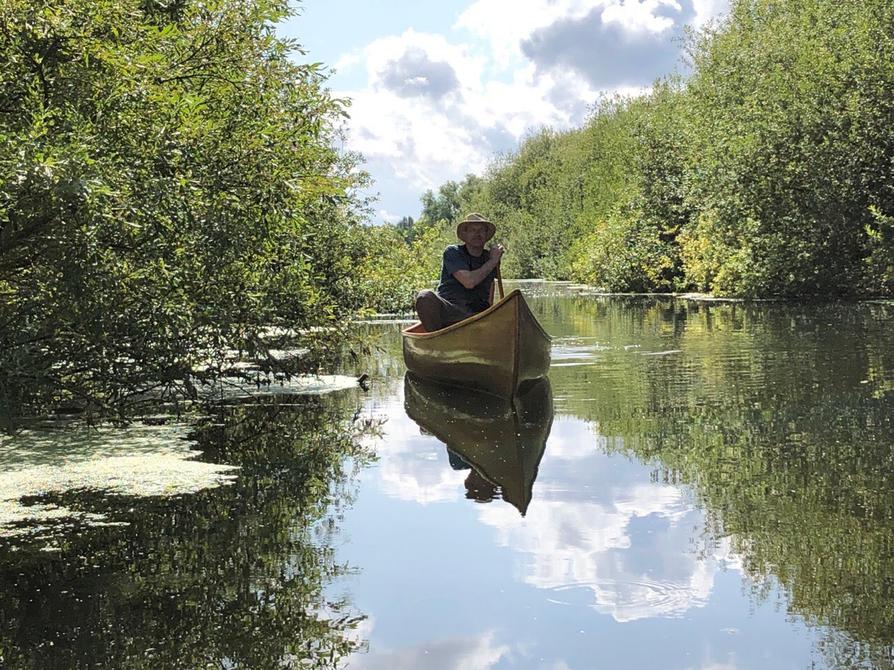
left=403, top=374, right=554, bottom=516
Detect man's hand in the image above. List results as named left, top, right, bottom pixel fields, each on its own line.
left=453, top=244, right=506, bottom=290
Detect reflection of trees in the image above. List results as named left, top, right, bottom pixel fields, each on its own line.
left=0, top=396, right=374, bottom=669
left=536, top=294, right=894, bottom=667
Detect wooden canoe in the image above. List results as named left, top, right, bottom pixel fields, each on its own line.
left=404, top=374, right=553, bottom=516
left=401, top=289, right=551, bottom=398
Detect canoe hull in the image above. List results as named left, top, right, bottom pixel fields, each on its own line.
left=401, top=289, right=550, bottom=397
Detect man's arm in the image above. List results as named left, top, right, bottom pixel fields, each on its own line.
left=452, top=245, right=504, bottom=289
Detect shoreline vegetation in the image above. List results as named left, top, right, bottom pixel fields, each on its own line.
left=372, top=0, right=894, bottom=310
left=1, top=0, right=379, bottom=423
left=2, top=0, right=893, bottom=422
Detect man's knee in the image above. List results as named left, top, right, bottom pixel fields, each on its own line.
left=415, top=289, right=438, bottom=310
left=414, top=290, right=443, bottom=331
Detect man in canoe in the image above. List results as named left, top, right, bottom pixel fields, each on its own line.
left=414, top=212, right=505, bottom=332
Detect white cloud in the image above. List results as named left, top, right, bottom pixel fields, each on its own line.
left=601, top=0, right=685, bottom=33
left=327, top=0, right=730, bottom=219
left=377, top=208, right=403, bottom=224
left=345, top=88, right=490, bottom=188
left=455, top=0, right=606, bottom=67
left=337, top=29, right=601, bottom=209
left=692, top=0, right=730, bottom=27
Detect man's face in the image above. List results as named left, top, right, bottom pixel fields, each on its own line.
left=465, top=223, right=487, bottom=247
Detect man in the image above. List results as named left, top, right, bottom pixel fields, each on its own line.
left=414, top=212, right=505, bottom=332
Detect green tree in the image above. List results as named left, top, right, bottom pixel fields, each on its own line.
left=419, top=180, right=461, bottom=226
left=568, top=88, right=690, bottom=291
left=0, top=0, right=368, bottom=422
left=680, top=0, right=894, bottom=296
left=414, top=0, right=894, bottom=297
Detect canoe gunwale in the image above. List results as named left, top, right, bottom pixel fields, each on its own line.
left=511, top=296, right=521, bottom=395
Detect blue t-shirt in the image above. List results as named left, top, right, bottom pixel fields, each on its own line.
left=436, top=244, right=496, bottom=312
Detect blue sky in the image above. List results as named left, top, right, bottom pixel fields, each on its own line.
left=279, top=0, right=729, bottom=224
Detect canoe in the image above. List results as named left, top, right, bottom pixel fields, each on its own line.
left=401, top=289, right=551, bottom=398
left=404, top=373, right=553, bottom=516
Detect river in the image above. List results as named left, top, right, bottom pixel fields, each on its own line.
left=1, top=282, right=892, bottom=669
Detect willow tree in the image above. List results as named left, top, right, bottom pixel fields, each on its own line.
left=680, top=0, right=894, bottom=296
left=0, top=0, right=368, bottom=422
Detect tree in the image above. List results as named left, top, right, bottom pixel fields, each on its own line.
left=419, top=180, right=461, bottom=226
left=680, top=0, right=894, bottom=296
left=0, top=0, right=368, bottom=422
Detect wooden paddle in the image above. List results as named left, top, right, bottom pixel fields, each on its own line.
left=496, top=264, right=505, bottom=300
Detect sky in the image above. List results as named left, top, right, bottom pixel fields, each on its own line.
left=279, top=0, right=730, bottom=224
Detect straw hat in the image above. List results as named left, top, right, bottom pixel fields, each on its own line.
left=456, top=212, right=496, bottom=242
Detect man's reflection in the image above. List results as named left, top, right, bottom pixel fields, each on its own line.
left=447, top=449, right=498, bottom=503
left=404, top=374, right=554, bottom=515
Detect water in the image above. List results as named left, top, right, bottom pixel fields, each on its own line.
left=1, top=283, right=893, bottom=669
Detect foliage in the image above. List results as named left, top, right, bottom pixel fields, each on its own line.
left=355, top=225, right=410, bottom=313
left=419, top=180, right=461, bottom=227
left=462, top=128, right=584, bottom=279
left=452, top=90, right=690, bottom=289
left=569, top=86, right=691, bottom=291
left=361, top=178, right=480, bottom=313
left=680, top=0, right=894, bottom=296
left=416, top=0, right=894, bottom=298
left=0, top=0, right=369, bottom=422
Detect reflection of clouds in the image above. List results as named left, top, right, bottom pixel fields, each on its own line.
left=691, top=655, right=740, bottom=670
left=347, top=630, right=509, bottom=670
left=365, top=398, right=466, bottom=505
left=478, top=465, right=736, bottom=622
left=484, top=500, right=631, bottom=557
left=537, top=416, right=606, bottom=461
left=376, top=448, right=464, bottom=505
left=365, top=394, right=744, bottom=623
left=614, top=483, right=689, bottom=522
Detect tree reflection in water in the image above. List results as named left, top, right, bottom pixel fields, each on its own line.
left=0, top=395, right=375, bottom=669
left=539, top=293, right=894, bottom=669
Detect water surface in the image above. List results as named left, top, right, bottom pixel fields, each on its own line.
left=1, top=283, right=893, bottom=669
left=336, top=284, right=894, bottom=669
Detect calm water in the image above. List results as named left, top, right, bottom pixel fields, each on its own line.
left=2, top=283, right=893, bottom=669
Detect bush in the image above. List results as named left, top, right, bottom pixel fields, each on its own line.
left=0, top=0, right=368, bottom=420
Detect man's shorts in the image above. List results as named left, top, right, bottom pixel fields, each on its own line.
left=414, top=289, right=473, bottom=330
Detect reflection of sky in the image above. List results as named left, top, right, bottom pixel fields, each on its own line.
left=364, top=396, right=469, bottom=505
left=475, top=416, right=745, bottom=622
left=373, top=402, right=730, bottom=622
left=333, top=389, right=822, bottom=669
left=348, top=629, right=510, bottom=670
